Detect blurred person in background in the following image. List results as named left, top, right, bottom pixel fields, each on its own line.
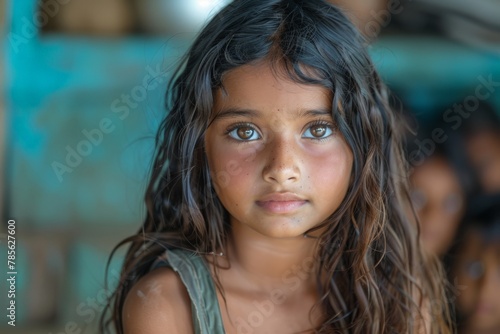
left=403, top=109, right=471, bottom=258
left=409, top=149, right=467, bottom=257
left=457, top=102, right=500, bottom=194
left=452, top=196, right=500, bottom=334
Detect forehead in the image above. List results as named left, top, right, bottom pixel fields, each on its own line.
left=214, top=62, right=332, bottom=114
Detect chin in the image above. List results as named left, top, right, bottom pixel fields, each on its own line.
left=252, top=224, right=313, bottom=239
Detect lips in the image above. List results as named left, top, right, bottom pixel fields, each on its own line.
left=256, top=192, right=307, bottom=214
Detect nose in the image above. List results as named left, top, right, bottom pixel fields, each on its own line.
left=262, top=135, right=301, bottom=185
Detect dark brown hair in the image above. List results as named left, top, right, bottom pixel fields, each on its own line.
left=101, top=0, right=452, bottom=332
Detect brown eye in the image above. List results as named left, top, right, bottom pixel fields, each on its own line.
left=303, top=123, right=333, bottom=139
left=228, top=125, right=260, bottom=141
left=311, top=125, right=326, bottom=137
left=237, top=127, right=255, bottom=139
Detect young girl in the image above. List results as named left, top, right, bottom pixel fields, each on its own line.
left=102, top=0, right=452, bottom=332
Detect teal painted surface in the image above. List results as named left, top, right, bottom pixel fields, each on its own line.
left=6, top=0, right=189, bottom=227
left=370, top=35, right=500, bottom=118
left=7, top=36, right=185, bottom=225
left=60, top=238, right=126, bottom=330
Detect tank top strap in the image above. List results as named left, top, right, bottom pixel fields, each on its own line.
left=150, top=248, right=227, bottom=334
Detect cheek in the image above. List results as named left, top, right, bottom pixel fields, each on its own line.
left=306, top=144, right=353, bottom=196
left=208, top=143, right=261, bottom=192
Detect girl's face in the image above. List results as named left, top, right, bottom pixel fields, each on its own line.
left=204, top=62, right=353, bottom=239
left=410, top=156, right=465, bottom=256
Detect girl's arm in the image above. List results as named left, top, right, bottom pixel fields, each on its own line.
left=122, top=267, right=194, bottom=334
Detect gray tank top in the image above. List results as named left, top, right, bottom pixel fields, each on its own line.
left=150, top=248, right=227, bottom=334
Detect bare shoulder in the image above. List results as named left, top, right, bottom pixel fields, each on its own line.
left=122, top=267, right=194, bottom=334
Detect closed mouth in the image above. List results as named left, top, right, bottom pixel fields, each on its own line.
left=256, top=192, right=307, bottom=213
left=257, top=192, right=306, bottom=202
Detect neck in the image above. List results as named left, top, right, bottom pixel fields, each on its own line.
left=223, top=220, right=322, bottom=296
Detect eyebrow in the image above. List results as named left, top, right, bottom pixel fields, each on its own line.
left=213, top=108, right=259, bottom=120
left=212, top=107, right=332, bottom=121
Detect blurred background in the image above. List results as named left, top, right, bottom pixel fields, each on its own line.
left=1, top=0, right=499, bottom=333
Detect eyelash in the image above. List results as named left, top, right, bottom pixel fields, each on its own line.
left=224, top=122, right=260, bottom=142
left=305, top=120, right=336, bottom=142
left=224, top=120, right=336, bottom=142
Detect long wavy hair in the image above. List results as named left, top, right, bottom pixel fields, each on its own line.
left=101, top=0, right=452, bottom=332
